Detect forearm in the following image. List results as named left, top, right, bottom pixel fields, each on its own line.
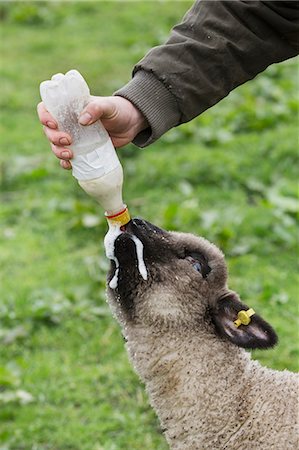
left=115, top=0, right=299, bottom=147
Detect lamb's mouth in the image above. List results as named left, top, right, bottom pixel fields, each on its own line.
left=107, top=218, right=165, bottom=290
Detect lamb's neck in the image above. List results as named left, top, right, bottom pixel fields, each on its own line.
left=125, top=325, right=251, bottom=384
left=125, top=326, right=256, bottom=449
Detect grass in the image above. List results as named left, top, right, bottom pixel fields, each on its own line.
left=0, top=2, right=298, bottom=449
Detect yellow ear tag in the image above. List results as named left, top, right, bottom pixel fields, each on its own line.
left=234, top=308, right=255, bottom=328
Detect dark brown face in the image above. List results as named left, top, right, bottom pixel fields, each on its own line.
left=107, top=218, right=223, bottom=325
left=108, top=218, right=212, bottom=290
left=106, top=218, right=277, bottom=350
left=111, top=218, right=170, bottom=271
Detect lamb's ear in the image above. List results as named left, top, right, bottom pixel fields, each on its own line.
left=210, top=292, right=278, bottom=349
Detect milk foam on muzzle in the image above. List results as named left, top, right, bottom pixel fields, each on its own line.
left=104, top=224, right=148, bottom=290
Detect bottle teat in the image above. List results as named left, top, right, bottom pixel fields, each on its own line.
left=105, top=206, right=131, bottom=226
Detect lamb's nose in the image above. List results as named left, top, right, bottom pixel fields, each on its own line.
left=132, top=218, right=147, bottom=229
left=121, top=218, right=145, bottom=234
left=122, top=217, right=166, bottom=238
left=129, top=218, right=166, bottom=235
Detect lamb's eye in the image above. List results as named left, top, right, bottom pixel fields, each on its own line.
left=185, top=252, right=211, bottom=278
left=186, top=256, right=202, bottom=273
left=192, top=261, right=202, bottom=273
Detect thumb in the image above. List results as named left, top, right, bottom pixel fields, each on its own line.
left=78, top=98, right=116, bottom=126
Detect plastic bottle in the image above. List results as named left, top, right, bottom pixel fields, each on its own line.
left=40, top=70, right=130, bottom=226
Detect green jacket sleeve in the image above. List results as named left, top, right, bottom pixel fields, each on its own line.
left=115, top=0, right=299, bottom=147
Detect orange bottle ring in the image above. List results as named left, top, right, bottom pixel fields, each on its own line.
left=105, top=206, right=131, bottom=226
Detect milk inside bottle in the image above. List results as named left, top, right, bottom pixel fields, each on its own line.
left=40, top=70, right=147, bottom=288
left=40, top=69, right=129, bottom=226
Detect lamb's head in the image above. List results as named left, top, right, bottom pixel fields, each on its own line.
left=106, top=218, right=225, bottom=326
left=106, top=218, right=277, bottom=350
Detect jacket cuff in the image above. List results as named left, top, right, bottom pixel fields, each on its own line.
left=114, top=70, right=180, bottom=147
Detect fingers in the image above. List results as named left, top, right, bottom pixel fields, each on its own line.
left=37, top=102, right=57, bottom=129
left=51, top=143, right=73, bottom=160
left=38, top=101, right=72, bottom=146
left=51, top=143, right=72, bottom=170
left=79, top=97, right=117, bottom=125
left=60, top=160, right=72, bottom=170
left=38, top=102, right=72, bottom=171
left=43, top=126, right=72, bottom=147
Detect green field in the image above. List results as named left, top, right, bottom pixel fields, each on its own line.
left=0, top=2, right=298, bottom=449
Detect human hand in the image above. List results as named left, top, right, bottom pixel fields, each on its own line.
left=37, top=96, right=148, bottom=170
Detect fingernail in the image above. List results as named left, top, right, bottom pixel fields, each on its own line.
left=61, top=151, right=70, bottom=158
left=79, top=112, right=92, bottom=125
left=61, top=160, right=71, bottom=170
left=46, top=121, right=57, bottom=129
left=59, top=137, right=70, bottom=146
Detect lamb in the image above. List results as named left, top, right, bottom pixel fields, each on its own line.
left=106, top=218, right=299, bottom=450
